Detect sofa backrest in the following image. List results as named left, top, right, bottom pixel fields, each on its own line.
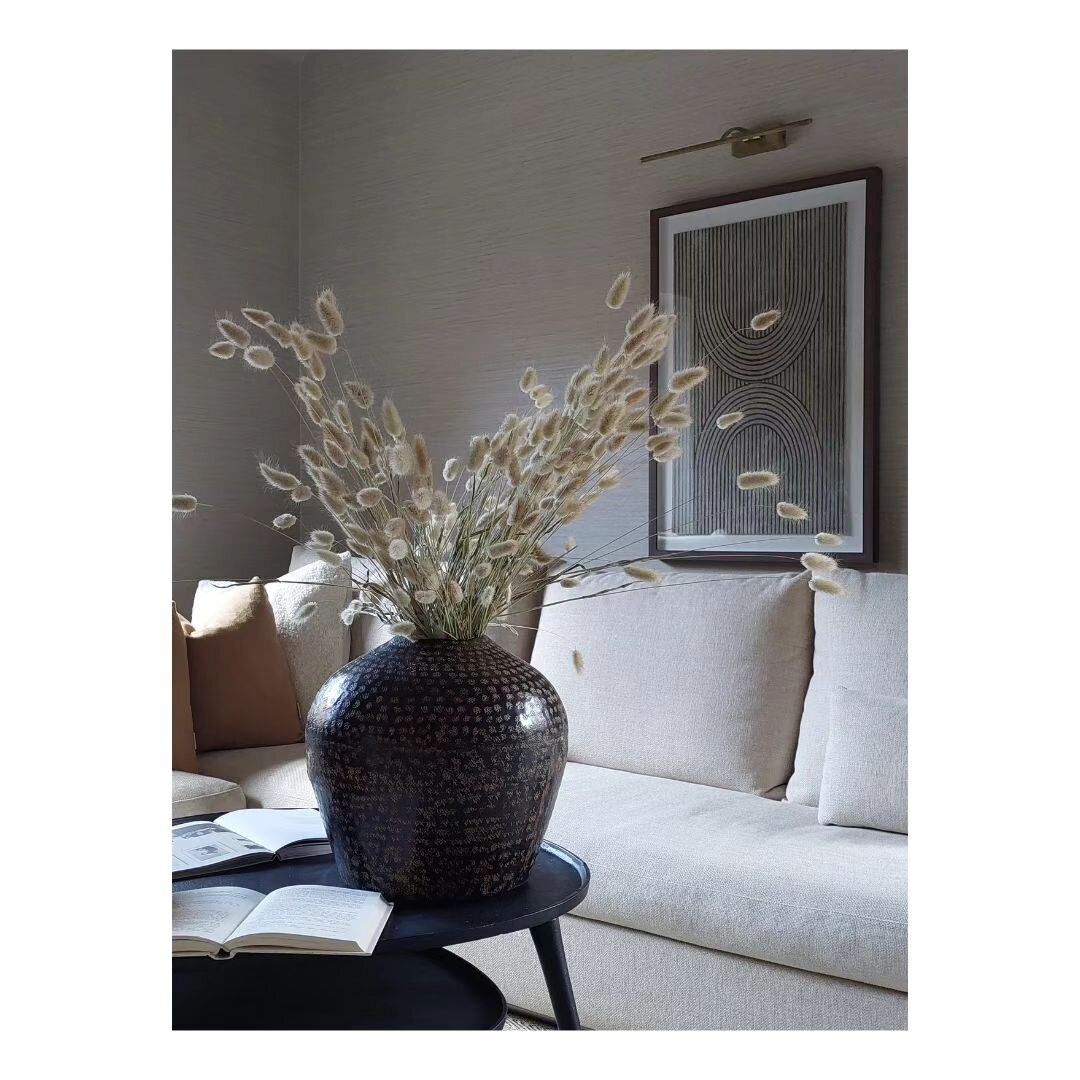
left=529, top=569, right=814, bottom=797
left=785, top=569, right=908, bottom=807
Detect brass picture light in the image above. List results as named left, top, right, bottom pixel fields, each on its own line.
left=641, top=118, right=813, bottom=163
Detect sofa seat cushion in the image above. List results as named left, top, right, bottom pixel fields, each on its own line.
left=197, top=744, right=316, bottom=808
left=172, top=771, right=245, bottom=817
left=546, top=762, right=907, bottom=991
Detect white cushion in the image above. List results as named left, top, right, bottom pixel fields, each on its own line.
left=531, top=570, right=813, bottom=795
left=172, top=770, right=245, bottom=817
left=787, top=571, right=907, bottom=807
left=819, top=687, right=908, bottom=834
left=196, top=744, right=315, bottom=808
left=544, top=762, right=907, bottom=991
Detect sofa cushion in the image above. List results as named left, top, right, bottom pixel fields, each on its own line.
left=819, top=687, right=908, bottom=834
left=545, top=762, right=907, bottom=991
left=197, top=744, right=315, bottom=808
left=172, top=771, right=245, bottom=817
left=787, top=571, right=907, bottom=807
left=530, top=570, right=813, bottom=795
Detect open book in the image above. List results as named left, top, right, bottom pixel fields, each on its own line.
left=173, top=809, right=331, bottom=880
left=173, top=886, right=393, bottom=957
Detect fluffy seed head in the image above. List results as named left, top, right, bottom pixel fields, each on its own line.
left=625, top=302, right=656, bottom=336
left=316, top=288, right=345, bottom=336
left=625, top=563, right=662, bottom=583
left=295, top=602, right=318, bottom=623
left=243, top=345, right=275, bottom=370
left=208, top=341, right=235, bottom=359
left=669, top=366, right=708, bottom=392
left=266, top=322, right=293, bottom=347
left=801, top=552, right=838, bottom=573
left=172, top=493, right=198, bottom=513
left=478, top=585, right=497, bottom=607
left=467, top=435, right=490, bottom=472
left=309, top=530, right=335, bottom=549
left=388, top=442, right=415, bottom=478
left=390, top=621, right=417, bottom=639
left=520, top=367, right=538, bottom=393
left=808, top=577, right=846, bottom=597
left=305, top=329, right=337, bottom=356
left=305, top=352, right=327, bottom=381
left=605, top=269, right=631, bottom=310
left=489, top=540, right=518, bottom=558
left=572, top=649, right=585, bottom=674
left=381, top=398, right=405, bottom=439
left=217, top=318, right=250, bottom=347
left=448, top=580, right=464, bottom=604
left=241, top=308, right=274, bottom=328
left=442, top=457, right=461, bottom=482
left=563, top=536, right=577, bottom=552
left=357, top=487, right=382, bottom=508
left=414, top=590, right=437, bottom=607
left=776, top=501, right=809, bottom=521
left=290, top=484, right=313, bottom=503
left=737, top=470, right=780, bottom=491
left=273, top=513, right=297, bottom=529
left=296, top=377, right=322, bottom=402
left=290, top=323, right=314, bottom=360
left=750, top=309, right=782, bottom=332
left=388, top=538, right=408, bottom=561
left=259, top=463, right=300, bottom=491
left=716, top=411, right=745, bottom=430
left=344, top=381, right=373, bottom=409
left=472, top=562, right=493, bottom=580
left=313, top=549, right=342, bottom=567
left=559, top=577, right=579, bottom=588
left=815, top=532, right=843, bottom=547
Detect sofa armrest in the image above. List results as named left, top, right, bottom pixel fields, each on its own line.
left=171, top=770, right=246, bottom=817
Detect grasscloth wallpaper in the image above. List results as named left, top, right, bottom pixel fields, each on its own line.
left=172, top=51, right=301, bottom=612
left=174, top=50, right=906, bottom=605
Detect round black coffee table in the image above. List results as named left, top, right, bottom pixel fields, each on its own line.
left=172, top=815, right=589, bottom=1031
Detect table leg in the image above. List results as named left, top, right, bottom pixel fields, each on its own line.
left=529, top=918, right=582, bottom=1030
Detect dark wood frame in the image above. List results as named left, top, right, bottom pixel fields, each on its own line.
left=648, top=167, right=882, bottom=564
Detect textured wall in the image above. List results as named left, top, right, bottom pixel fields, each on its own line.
left=173, top=51, right=302, bottom=613
left=298, top=50, right=907, bottom=570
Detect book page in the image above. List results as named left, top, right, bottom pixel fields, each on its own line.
left=214, top=808, right=328, bottom=855
left=172, top=820, right=271, bottom=874
left=173, top=887, right=264, bottom=949
left=224, top=885, right=392, bottom=954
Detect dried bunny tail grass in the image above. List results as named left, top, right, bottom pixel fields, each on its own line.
left=442, top=457, right=461, bottom=482
left=258, top=462, right=300, bottom=490
left=651, top=392, right=678, bottom=419
left=305, top=352, right=328, bottom=382
left=381, top=398, right=405, bottom=439
left=808, top=576, right=846, bottom=597
left=472, top=562, right=493, bottom=580
left=313, top=549, right=343, bottom=567
left=467, top=435, right=491, bottom=472
left=750, top=309, right=782, bottom=331
left=217, top=318, right=251, bottom=347
left=716, top=411, right=745, bottom=430
left=447, top=580, right=464, bottom=604
left=653, top=443, right=682, bottom=463
left=625, top=302, right=656, bottom=336
left=572, top=649, right=585, bottom=674
left=297, top=444, right=326, bottom=469
left=413, top=434, right=432, bottom=479
left=387, top=538, right=409, bottom=561
left=390, top=621, right=417, bottom=639
left=489, top=540, right=518, bottom=558
left=559, top=577, right=579, bottom=588
left=388, top=442, right=415, bottom=478
left=669, top=366, right=708, bottom=392
left=295, top=601, right=318, bottom=623
left=316, top=288, right=345, bottom=336
left=344, top=381, right=373, bottom=409
left=776, top=501, right=809, bottom=521
left=208, top=341, right=235, bottom=359
left=272, top=513, right=297, bottom=529
left=563, top=535, right=577, bottom=552
left=357, top=487, right=383, bottom=508
left=477, top=585, right=496, bottom=607
left=605, top=269, right=631, bottom=310
left=801, top=552, right=838, bottom=573
left=332, top=400, right=354, bottom=432
left=414, top=590, right=438, bottom=607
left=594, top=344, right=611, bottom=372
left=241, top=308, right=274, bottom=328
left=172, top=493, right=198, bottom=513
left=384, top=516, right=407, bottom=539
left=290, top=322, right=314, bottom=361
left=624, top=386, right=649, bottom=407
left=657, top=408, right=692, bottom=429
left=737, top=470, right=780, bottom=490
left=519, top=367, right=538, bottom=393
left=305, top=329, right=338, bottom=355
left=815, top=532, right=843, bottom=547
left=295, top=377, right=323, bottom=401
left=290, top=484, right=313, bottom=503
left=534, top=391, right=554, bottom=409
left=309, top=529, right=335, bottom=548
left=625, top=563, right=662, bottom=583
left=266, top=321, right=293, bottom=347
left=244, top=345, right=276, bottom=370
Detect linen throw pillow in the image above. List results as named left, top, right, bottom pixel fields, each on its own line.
left=530, top=569, right=813, bottom=796
left=188, top=580, right=303, bottom=751
left=171, top=604, right=198, bottom=771
left=264, top=550, right=353, bottom=716
left=818, top=685, right=908, bottom=834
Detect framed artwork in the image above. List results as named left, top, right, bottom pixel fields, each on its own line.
left=648, top=168, right=881, bottom=563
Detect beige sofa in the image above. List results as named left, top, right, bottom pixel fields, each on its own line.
left=175, top=565, right=907, bottom=1031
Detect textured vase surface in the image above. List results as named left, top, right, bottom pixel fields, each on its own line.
left=306, top=635, right=568, bottom=902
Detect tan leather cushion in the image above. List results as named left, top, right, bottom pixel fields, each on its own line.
left=185, top=580, right=303, bottom=752
left=172, top=604, right=198, bottom=771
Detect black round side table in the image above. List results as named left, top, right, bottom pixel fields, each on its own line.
left=172, top=814, right=589, bottom=1031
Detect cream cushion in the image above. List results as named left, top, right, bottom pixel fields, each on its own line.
left=818, top=687, right=908, bottom=834
left=172, top=771, right=245, bottom=817
left=530, top=569, right=813, bottom=795
left=541, top=762, right=907, bottom=991
left=264, top=550, right=353, bottom=717
left=197, top=743, right=315, bottom=808
left=787, top=571, right=908, bottom=807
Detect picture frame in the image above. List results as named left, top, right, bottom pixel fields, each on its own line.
left=648, top=167, right=881, bottom=563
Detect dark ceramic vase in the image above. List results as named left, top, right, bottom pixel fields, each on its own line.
left=305, top=635, right=568, bottom=902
